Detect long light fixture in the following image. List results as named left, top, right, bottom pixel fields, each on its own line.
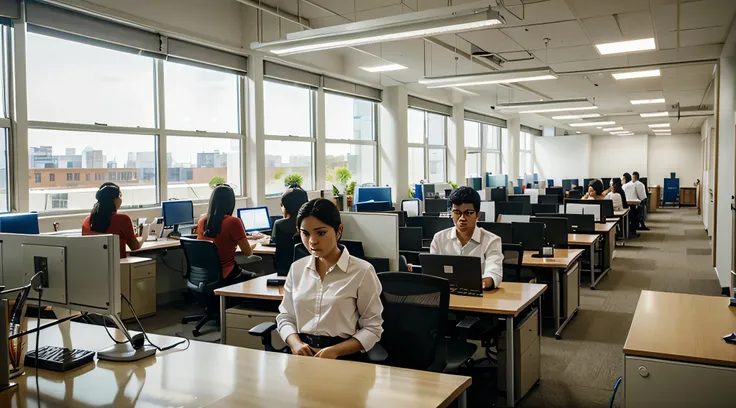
left=251, top=6, right=504, bottom=55
left=360, top=64, right=407, bottom=73
left=452, top=87, right=479, bottom=96
left=610, top=131, right=630, bottom=135
left=551, top=113, right=601, bottom=120
left=419, top=67, right=557, bottom=88
left=648, top=123, right=670, bottom=128
left=612, top=69, right=660, bottom=80
left=520, top=106, right=598, bottom=114
left=631, top=98, right=665, bottom=105
left=569, top=121, right=615, bottom=127
left=617, top=132, right=635, bottom=136
left=640, top=112, right=669, bottom=118
left=603, top=127, right=623, bottom=131
left=495, top=98, right=595, bottom=112
left=595, top=38, right=656, bottom=55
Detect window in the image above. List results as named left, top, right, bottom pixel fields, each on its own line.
left=264, top=81, right=315, bottom=195
left=35, top=173, right=41, bottom=183
left=167, top=136, right=241, bottom=199
left=464, top=120, right=503, bottom=179
left=408, top=108, right=447, bottom=184
left=85, top=174, right=90, bottom=182
left=51, top=193, right=68, bottom=209
left=28, top=129, right=157, bottom=212
left=325, top=93, right=377, bottom=188
left=519, top=131, right=534, bottom=176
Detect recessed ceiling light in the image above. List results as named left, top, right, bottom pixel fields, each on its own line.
left=631, top=98, right=666, bottom=105
left=640, top=112, right=669, bottom=118
left=610, top=131, right=630, bottom=135
left=603, top=127, right=623, bottom=131
left=420, top=68, right=558, bottom=88
left=551, top=113, right=601, bottom=120
left=595, top=38, right=656, bottom=55
left=596, top=127, right=602, bottom=129
left=569, top=121, right=615, bottom=127
left=576, top=131, right=581, bottom=134
left=612, top=69, right=661, bottom=80
left=359, top=63, right=407, bottom=73
left=648, top=123, right=670, bottom=128
left=617, top=132, right=635, bottom=136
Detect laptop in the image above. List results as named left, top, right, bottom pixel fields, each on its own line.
left=419, top=254, right=484, bottom=297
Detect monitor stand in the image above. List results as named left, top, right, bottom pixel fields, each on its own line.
left=97, top=314, right=156, bottom=362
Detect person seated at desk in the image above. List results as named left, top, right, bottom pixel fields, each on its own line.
left=82, top=182, right=147, bottom=259
left=622, top=173, right=644, bottom=237
left=196, top=184, right=257, bottom=283
left=606, top=178, right=628, bottom=211
left=277, top=198, right=383, bottom=360
left=268, top=185, right=309, bottom=273
left=429, top=187, right=503, bottom=289
left=582, top=179, right=606, bottom=200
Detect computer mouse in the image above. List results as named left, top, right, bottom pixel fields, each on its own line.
left=723, top=332, right=736, bottom=344
left=131, top=333, right=146, bottom=349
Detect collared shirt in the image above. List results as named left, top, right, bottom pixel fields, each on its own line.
left=429, top=226, right=504, bottom=288
left=276, top=247, right=384, bottom=351
left=623, top=181, right=647, bottom=201
left=605, top=192, right=624, bottom=211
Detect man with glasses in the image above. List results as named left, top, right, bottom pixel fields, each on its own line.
left=429, top=186, right=504, bottom=289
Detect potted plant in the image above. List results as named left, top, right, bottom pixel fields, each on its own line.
left=332, top=167, right=353, bottom=210
left=346, top=181, right=356, bottom=208
left=283, top=173, right=303, bottom=188
left=209, top=176, right=226, bottom=189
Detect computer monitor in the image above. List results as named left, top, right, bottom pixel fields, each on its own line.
left=401, top=199, right=421, bottom=217
left=490, top=187, right=508, bottom=202
left=422, top=184, right=436, bottom=198
left=339, top=240, right=366, bottom=260
left=547, top=213, right=595, bottom=233
left=537, top=194, right=559, bottom=205
left=478, top=222, right=513, bottom=243
left=566, top=203, right=601, bottom=222
left=498, top=214, right=531, bottom=224
left=0, top=213, right=40, bottom=234
left=568, top=189, right=583, bottom=199
left=565, top=199, right=614, bottom=220
left=354, top=201, right=392, bottom=212
left=419, top=254, right=482, bottom=292
left=495, top=202, right=525, bottom=217
left=532, top=203, right=559, bottom=215
left=531, top=216, right=569, bottom=246
left=561, top=179, right=579, bottom=192
left=508, top=195, right=531, bottom=204
left=546, top=187, right=564, bottom=202
left=354, top=186, right=391, bottom=204
left=639, top=177, right=648, bottom=189
left=237, top=206, right=272, bottom=232
left=601, top=178, right=613, bottom=188
left=583, top=178, right=594, bottom=190
left=162, top=200, right=194, bottom=227
left=511, top=222, right=545, bottom=251
left=424, top=198, right=449, bottom=214
left=399, top=227, right=423, bottom=251
left=406, top=216, right=454, bottom=240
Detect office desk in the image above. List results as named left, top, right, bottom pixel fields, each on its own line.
left=521, top=249, right=583, bottom=339
left=134, top=238, right=276, bottom=256
left=623, top=291, right=736, bottom=407
left=567, top=233, right=604, bottom=289
left=2, top=320, right=471, bottom=408
left=679, top=186, right=697, bottom=206
left=648, top=185, right=661, bottom=212
left=612, top=208, right=630, bottom=239
left=215, top=275, right=546, bottom=408
left=593, top=222, right=616, bottom=278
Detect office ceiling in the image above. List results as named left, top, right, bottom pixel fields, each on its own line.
left=255, top=0, right=735, bottom=136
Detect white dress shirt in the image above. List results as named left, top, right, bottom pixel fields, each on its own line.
left=276, top=247, right=384, bottom=351
left=606, top=192, right=624, bottom=211
left=623, top=181, right=647, bottom=201
left=429, top=226, right=504, bottom=288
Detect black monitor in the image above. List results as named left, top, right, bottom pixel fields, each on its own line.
left=568, top=189, right=583, bottom=199
left=561, top=179, right=579, bottom=192
left=546, top=187, right=564, bottom=200
left=399, top=227, right=423, bottom=251
left=419, top=254, right=482, bottom=292
left=583, top=178, right=594, bottom=190
left=565, top=198, right=614, bottom=220
left=639, top=177, right=648, bottom=189
left=406, top=216, right=454, bottom=240
left=424, top=198, right=449, bottom=214
left=544, top=213, right=596, bottom=233
left=537, top=194, right=559, bottom=205
left=509, top=195, right=531, bottom=204
left=511, top=222, right=545, bottom=251
left=601, top=177, right=613, bottom=188
left=478, top=222, right=513, bottom=243
left=490, top=187, right=508, bottom=202
left=339, top=240, right=366, bottom=259
left=495, top=202, right=525, bottom=217
left=532, top=203, right=559, bottom=215
left=531, top=216, right=569, bottom=246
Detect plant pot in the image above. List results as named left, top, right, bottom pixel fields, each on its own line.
left=347, top=196, right=354, bottom=209
left=335, top=194, right=344, bottom=212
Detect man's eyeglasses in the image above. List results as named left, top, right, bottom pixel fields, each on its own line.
left=451, top=210, right=477, bottom=218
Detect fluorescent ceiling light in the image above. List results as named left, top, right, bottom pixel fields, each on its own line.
left=576, top=131, right=581, bottom=134
left=359, top=63, right=407, bottom=73
left=419, top=67, right=557, bottom=88
left=596, top=127, right=602, bottom=129
left=595, top=38, right=656, bottom=55
left=520, top=106, right=598, bottom=114
left=610, top=131, right=630, bottom=135
left=640, top=112, right=669, bottom=118
left=612, top=69, right=661, bottom=80
left=569, top=121, right=615, bottom=127
left=452, top=87, right=479, bottom=96
left=495, top=98, right=594, bottom=112
left=630, top=98, right=665, bottom=105
left=617, top=133, right=635, bottom=136
left=252, top=8, right=504, bottom=55
left=648, top=123, right=670, bottom=128
left=603, top=127, right=623, bottom=131
left=551, top=113, right=601, bottom=120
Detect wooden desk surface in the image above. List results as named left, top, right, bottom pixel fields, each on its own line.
left=613, top=208, right=629, bottom=217
left=680, top=186, right=697, bottom=190
left=216, top=274, right=547, bottom=317
left=624, top=291, right=736, bottom=368
left=119, top=255, right=154, bottom=265
left=3, top=320, right=470, bottom=408
left=594, top=222, right=617, bottom=233
left=134, top=238, right=276, bottom=255
left=522, top=248, right=584, bottom=269
left=627, top=199, right=641, bottom=206
left=567, top=233, right=599, bottom=245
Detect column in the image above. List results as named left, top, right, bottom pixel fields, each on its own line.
left=448, top=103, right=465, bottom=186
left=11, top=12, right=29, bottom=212
left=315, top=85, right=326, bottom=191
left=379, top=85, right=409, bottom=207
left=507, top=117, right=521, bottom=183
left=715, top=57, right=736, bottom=292
left=246, top=55, right=266, bottom=206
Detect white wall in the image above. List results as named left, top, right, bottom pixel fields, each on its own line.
left=648, top=133, right=703, bottom=187
left=702, top=116, right=716, bottom=234
left=534, top=135, right=591, bottom=182
left=716, top=56, right=736, bottom=290
left=590, top=134, right=649, bottom=179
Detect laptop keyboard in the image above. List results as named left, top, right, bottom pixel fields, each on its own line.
left=451, top=287, right=483, bottom=297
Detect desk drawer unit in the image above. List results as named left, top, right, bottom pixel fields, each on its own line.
left=226, top=307, right=286, bottom=350
left=564, top=263, right=579, bottom=321
left=624, top=356, right=736, bottom=408
left=120, top=259, right=156, bottom=320
left=498, top=309, right=541, bottom=402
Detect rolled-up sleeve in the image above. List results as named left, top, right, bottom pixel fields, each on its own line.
left=353, top=267, right=384, bottom=351
left=483, top=235, right=504, bottom=288
left=276, top=267, right=298, bottom=343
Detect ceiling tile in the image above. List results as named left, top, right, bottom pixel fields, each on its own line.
left=657, top=31, right=678, bottom=50
left=653, top=3, right=678, bottom=32
left=679, top=26, right=730, bottom=47
left=531, top=45, right=601, bottom=64
left=617, top=11, right=655, bottom=40
left=501, top=21, right=591, bottom=50
left=679, top=0, right=736, bottom=30
left=580, top=16, right=623, bottom=44
left=565, top=0, right=649, bottom=19
left=458, top=29, right=526, bottom=53
left=496, top=0, right=576, bottom=26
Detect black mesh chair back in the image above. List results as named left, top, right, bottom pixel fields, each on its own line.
left=399, top=227, right=423, bottom=251
left=377, top=272, right=450, bottom=372
left=293, top=243, right=310, bottom=262
left=274, top=233, right=300, bottom=276
left=269, top=215, right=283, bottom=227
left=568, top=189, right=583, bottom=199
left=502, top=243, right=524, bottom=282
left=180, top=238, right=224, bottom=293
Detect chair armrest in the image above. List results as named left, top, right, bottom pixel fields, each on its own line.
left=248, top=322, right=277, bottom=337
left=242, top=255, right=262, bottom=264
left=456, top=316, right=480, bottom=340
left=366, top=343, right=388, bottom=363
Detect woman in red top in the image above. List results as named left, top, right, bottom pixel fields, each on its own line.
left=197, top=185, right=257, bottom=282
left=82, top=183, right=147, bottom=259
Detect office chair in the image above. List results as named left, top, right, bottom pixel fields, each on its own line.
left=274, top=234, right=300, bottom=276
left=567, top=189, right=583, bottom=199
left=293, top=243, right=310, bottom=262
left=501, top=243, right=530, bottom=283
left=179, top=238, right=230, bottom=337
left=269, top=215, right=283, bottom=228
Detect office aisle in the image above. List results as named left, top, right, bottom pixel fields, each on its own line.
left=518, top=207, right=720, bottom=408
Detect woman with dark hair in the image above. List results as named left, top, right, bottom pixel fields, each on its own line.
left=196, top=184, right=256, bottom=282
left=276, top=198, right=383, bottom=360
left=606, top=178, right=628, bottom=211
left=82, top=182, right=148, bottom=259
left=269, top=185, right=309, bottom=274
left=582, top=179, right=606, bottom=200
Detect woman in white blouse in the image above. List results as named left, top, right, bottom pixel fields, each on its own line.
left=276, top=198, right=384, bottom=360
left=606, top=178, right=628, bottom=211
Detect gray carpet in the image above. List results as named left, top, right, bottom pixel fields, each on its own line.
left=139, top=208, right=719, bottom=408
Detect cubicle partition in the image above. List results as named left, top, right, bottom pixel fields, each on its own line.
left=341, top=212, right=400, bottom=271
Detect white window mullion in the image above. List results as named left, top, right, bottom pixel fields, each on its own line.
left=156, top=59, right=168, bottom=203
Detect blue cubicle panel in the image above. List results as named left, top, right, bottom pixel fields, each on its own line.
left=547, top=178, right=555, bottom=187
left=486, top=173, right=508, bottom=188
left=354, top=187, right=391, bottom=204
left=466, top=177, right=482, bottom=191
left=414, top=184, right=423, bottom=200
left=533, top=173, right=539, bottom=183
left=663, top=178, right=680, bottom=206
left=354, top=201, right=392, bottom=212
left=0, top=213, right=40, bottom=234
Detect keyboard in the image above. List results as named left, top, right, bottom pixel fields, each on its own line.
left=25, top=346, right=95, bottom=372
left=451, top=287, right=483, bottom=297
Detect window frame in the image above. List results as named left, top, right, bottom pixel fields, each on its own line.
left=463, top=119, right=503, bottom=179
left=519, top=131, right=534, bottom=176
left=408, top=108, right=448, bottom=183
